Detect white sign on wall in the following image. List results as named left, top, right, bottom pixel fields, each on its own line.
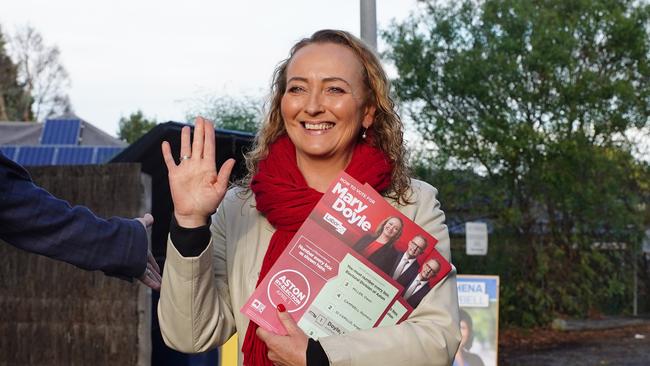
left=466, top=222, right=488, bottom=255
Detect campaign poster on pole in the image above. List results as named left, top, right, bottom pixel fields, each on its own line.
left=455, top=275, right=500, bottom=366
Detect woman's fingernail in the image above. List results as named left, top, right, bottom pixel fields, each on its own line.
left=277, top=303, right=286, bottom=312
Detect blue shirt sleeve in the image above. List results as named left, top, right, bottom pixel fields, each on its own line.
left=0, top=151, right=147, bottom=279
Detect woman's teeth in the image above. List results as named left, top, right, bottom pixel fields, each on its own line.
left=304, top=122, right=334, bottom=130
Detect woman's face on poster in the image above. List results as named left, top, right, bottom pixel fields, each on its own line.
left=460, top=319, right=470, bottom=346
left=382, top=217, right=402, bottom=238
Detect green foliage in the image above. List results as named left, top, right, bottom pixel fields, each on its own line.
left=0, top=26, right=32, bottom=121
left=185, top=95, right=261, bottom=133
left=117, top=110, right=157, bottom=144
left=387, top=0, right=650, bottom=326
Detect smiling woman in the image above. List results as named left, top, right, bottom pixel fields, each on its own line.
left=281, top=42, right=375, bottom=191
left=353, top=215, right=404, bottom=258
left=157, top=29, right=460, bottom=366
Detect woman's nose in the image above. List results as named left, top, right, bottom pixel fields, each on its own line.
left=305, top=92, right=325, bottom=115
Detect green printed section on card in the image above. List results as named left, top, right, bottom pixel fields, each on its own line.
left=377, top=301, right=408, bottom=327
left=298, top=254, right=399, bottom=338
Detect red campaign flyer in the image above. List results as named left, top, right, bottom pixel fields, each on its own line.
left=241, top=172, right=451, bottom=338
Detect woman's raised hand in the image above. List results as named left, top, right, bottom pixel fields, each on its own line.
left=161, top=117, right=235, bottom=228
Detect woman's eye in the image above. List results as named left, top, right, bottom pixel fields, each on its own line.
left=327, top=87, right=345, bottom=94
left=287, top=86, right=305, bottom=93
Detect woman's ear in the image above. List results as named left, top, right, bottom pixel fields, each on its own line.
left=362, top=104, right=376, bottom=129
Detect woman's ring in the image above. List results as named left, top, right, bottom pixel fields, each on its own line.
left=181, top=155, right=191, bottom=161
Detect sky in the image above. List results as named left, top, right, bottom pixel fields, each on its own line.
left=0, top=0, right=421, bottom=137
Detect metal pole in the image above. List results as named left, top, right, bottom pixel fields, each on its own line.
left=633, top=242, right=638, bottom=316
left=360, top=0, right=377, bottom=50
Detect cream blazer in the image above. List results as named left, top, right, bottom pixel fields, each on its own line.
left=158, top=179, right=461, bottom=366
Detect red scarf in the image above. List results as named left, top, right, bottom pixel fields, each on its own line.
left=243, top=135, right=392, bottom=365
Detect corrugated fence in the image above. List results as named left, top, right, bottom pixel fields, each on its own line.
left=0, top=164, right=150, bottom=365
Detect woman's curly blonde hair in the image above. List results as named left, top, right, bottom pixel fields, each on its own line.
left=240, top=29, right=411, bottom=204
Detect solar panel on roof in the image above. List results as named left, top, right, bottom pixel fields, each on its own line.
left=95, top=147, right=123, bottom=163
left=41, top=119, right=81, bottom=145
left=0, top=146, right=17, bottom=160
left=55, top=146, right=95, bottom=165
left=16, top=146, right=56, bottom=166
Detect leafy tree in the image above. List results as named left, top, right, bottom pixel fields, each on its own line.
left=0, top=26, right=31, bottom=121
left=7, top=25, right=72, bottom=121
left=117, top=110, right=157, bottom=144
left=385, top=0, right=650, bottom=326
left=185, top=94, right=261, bottom=132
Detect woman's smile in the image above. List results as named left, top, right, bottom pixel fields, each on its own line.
left=301, top=121, right=335, bottom=133
left=281, top=42, right=374, bottom=167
